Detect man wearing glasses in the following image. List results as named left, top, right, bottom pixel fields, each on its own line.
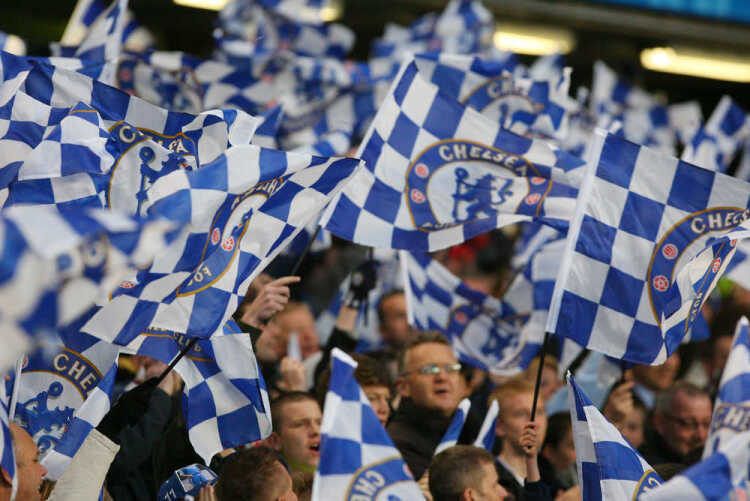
left=387, top=331, right=467, bottom=481
left=638, top=381, right=712, bottom=467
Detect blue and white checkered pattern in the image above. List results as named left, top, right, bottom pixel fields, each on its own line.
left=473, top=399, right=498, bottom=452
left=321, top=58, right=582, bottom=252
left=641, top=430, right=750, bottom=501
left=412, top=53, right=570, bottom=140
left=82, top=146, right=362, bottom=345
left=124, top=320, right=272, bottom=463
left=547, top=131, right=750, bottom=365
left=434, top=398, right=471, bottom=455
left=291, top=129, right=351, bottom=156
left=0, top=205, right=180, bottom=372
left=402, top=250, right=542, bottom=375
left=312, top=348, right=424, bottom=500
left=568, top=374, right=663, bottom=501
left=703, top=316, right=750, bottom=461
left=252, top=105, right=284, bottom=149
left=590, top=60, right=656, bottom=117
left=432, top=0, right=494, bottom=54
left=5, top=100, right=259, bottom=216
left=682, top=96, right=748, bottom=173
left=14, top=329, right=119, bottom=481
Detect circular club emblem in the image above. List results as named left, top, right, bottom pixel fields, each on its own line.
left=454, top=311, right=468, bottom=324
left=531, top=176, right=546, bottom=185
left=525, top=193, right=541, bottom=205
left=222, top=236, right=235, bottom=252
left=119, top=281, right=136, bottom=289
left=652, top=275, right=669, bottom=292
left=662, top=243, right=678, bottom=260
left=211, top=228, right=221, bottom=245
left=712, top=258, right=722, bottom=273
left=410, top=189, right=426, bottom=204
left=415, top=163, right=429, bottom=178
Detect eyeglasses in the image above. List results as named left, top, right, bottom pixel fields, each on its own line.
left=402, top=363, right=462, bottom=376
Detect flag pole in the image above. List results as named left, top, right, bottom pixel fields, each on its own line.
left=289, top=225, right=322, bottom=276
left=530, top=330, right=551, bottom=422
left=155, top=337, right=199, bottom=385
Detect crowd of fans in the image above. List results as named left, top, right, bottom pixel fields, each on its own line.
left=0, top=233, right=746, bottom=501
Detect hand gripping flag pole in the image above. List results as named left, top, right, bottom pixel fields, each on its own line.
left=530, top=330, right=552, bottom=421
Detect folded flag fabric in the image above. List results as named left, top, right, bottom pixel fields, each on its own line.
left=0, top=204, right=180, bottom=372
left=704, top=316, right=750, bottom=458
left=82, top=146, right=362, bottom=344
left=402, top=250, right=541, bottom=375
left=14, top=328, right=118, bottom=480
left=321, top=57, right=582, bottom=252
left=312, top=348, right=424, bottom=500
left=123, top=320, right=272, bottom=463
left=682, top=96, right=749, bottom=173
left=568, top=374, right=663, bottom=501
left=473, top=399, right=499, bottom=452
left=547, top=131, right=750, bottom=365
left=434, top=398, right=471, bottom=454
left=641, top=430, right=750, bottom=501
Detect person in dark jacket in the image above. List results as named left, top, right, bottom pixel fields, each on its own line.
left=104, top=363, right=185, bottom=501
left=386, top=331, right=466, bottom=480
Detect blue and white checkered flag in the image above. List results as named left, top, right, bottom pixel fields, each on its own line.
left=402, top=250, right=542, bottom=375
left=0, top=205, right=181, bottom=372
left=704, top=316, right=750, bottom=459
left=321, top=57, right=582, bottom=252
left=547, top=131, right=750, bottom=365
left=432, top=0, right=494, bottom=54
left=7, top=101, right=259, bottom=216
left=312, top=348, right=424, bottom=500
left=568, top=374, right=663, bottom=501
left=590, top=60, right=656, bottom=117
left=82, top=147, right=362, bottom=345
left=473, top=399, right=498, bottom=452
left=252, top=105, right=284, bottom=149
left=51, top=0, right=129, bottom=85
left=641, top=430, right=750, bottom=501
left=13, top=329, right=118, bottom=481
left=434, top=398, right=471, bottom=455
left=412, top=53, right=571, bottom=140
left=124, top=320, right=272, bottom=463
left=682, top=96, right=748, bottom=173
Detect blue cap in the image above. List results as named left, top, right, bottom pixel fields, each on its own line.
left=158, top=464, right=218, bottom=501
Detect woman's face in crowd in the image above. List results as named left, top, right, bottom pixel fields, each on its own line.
left=363, top=385, right=391, bottom=425
left=621, top=407, right=646, bottom=449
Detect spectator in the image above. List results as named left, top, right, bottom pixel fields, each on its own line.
left=602, top=379, right=648, bottom=449
left=377, top=290, right=412, bottom=351
left=1, top=424, right=47, bottom=501
left=387, top=331, right=466, bottom=480
left=490, top=377, right=551, bottom=500
left=523, top=357, right=561, bottom=403
left=638, top=381, right=712, bottom=466
left=266, top=392, right=322, bottom=473
left=540, top=412, right=577, bottom=493
left=315, top=354, right=392, bottom=426
left=213, top=446, right=297, bottom=501
left=291, top=471, right=313, bottom=501
left=683, top=303, right=743, bottom=393
left=429, top=445, right=508, bottom=501
left=631, top=352, right=680, bottom=409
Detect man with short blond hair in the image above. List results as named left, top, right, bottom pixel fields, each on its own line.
left=429, top=445, right=508, bottom=501
left=387, top=331, right=466, bottom=480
